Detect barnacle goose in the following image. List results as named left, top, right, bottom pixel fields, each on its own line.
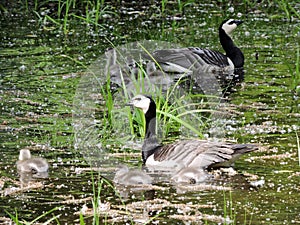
left=146, top=19, right=244, bottom=82
left=113, top=164, right=152, bottom=185
left=17, top=149, right=49, bottom=173
left=127, top=95, right=257, bottom=169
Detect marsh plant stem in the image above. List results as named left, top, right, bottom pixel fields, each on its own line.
left=296, top=132, right=300, bottom=166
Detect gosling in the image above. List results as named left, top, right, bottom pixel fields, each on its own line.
left=17, top=149, right=49, bottom=173
left=171, top=167, right=209, bottom=184
left=113, top=165, right=152, bottom=185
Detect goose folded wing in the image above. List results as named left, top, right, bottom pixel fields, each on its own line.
left=145, top=48, right=197, bottom=73
left=153, top=140, right=251, bottom=168
left=146, top=48, right=231, bottom=73
left=190, top=48, right=231, bottom=68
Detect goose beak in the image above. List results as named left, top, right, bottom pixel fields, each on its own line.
left=235, top=20, right=243, bottom=26
left=125, top=100, right=134, bottom=107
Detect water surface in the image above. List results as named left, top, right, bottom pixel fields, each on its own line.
left=0, top=1, right=299, bottom=224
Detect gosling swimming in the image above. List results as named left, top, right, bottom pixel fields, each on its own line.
left=113, top=164, right=152, bottom=185
left=16, top=149, right=49, bottom=173
left=171, top=167, right=209, bottom=184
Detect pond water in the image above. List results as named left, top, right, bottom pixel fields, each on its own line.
left=0, top=1, right=300, bottom=224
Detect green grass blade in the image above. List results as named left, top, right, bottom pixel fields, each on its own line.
left=157, top=109, right=204, bottom=138
left=296, top=132, right=300, bottom=166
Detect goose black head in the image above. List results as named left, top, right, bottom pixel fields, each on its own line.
left=220, top=19, right=243, bottom=35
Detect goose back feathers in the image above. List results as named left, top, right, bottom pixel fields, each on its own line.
left=149, top=140, right=256, bottom=169
left=128, top=95, right=257, bottom=169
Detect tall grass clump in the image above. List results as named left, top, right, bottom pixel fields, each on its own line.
left=25, top=0, right=115, bottom=33
left=72, top=0, right=116, bottom=31
left=176, top=0, right=195, bottom=14
left=96, top=42, right=226, bottom=146
left=120, top=70, right=218, bottom=141
left=273, top=0, right=300, bottom=20
left=77, top=42, right=224, bottom=153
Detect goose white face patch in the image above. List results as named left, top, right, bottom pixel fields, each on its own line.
left=131, top=95, right=151, bottom=114
left=222, top=19, right=237, bottom=35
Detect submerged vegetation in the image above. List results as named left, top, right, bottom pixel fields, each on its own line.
left=0, top=0, right=300, bottom=224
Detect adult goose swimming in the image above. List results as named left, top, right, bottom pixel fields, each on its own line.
left=146, top=19, right=244, bottom=81
left=127, top=95, right=258, bottom=169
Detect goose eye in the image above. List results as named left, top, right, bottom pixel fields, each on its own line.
left=189, top=178, right=196, bottom=184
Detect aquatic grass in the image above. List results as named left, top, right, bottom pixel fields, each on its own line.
left=222, top=191, right=255, bottom=225
left=223, top=191, right=235, bottom=225
left=273, top=0, right=300, bottom=20
left=90, top=172, right=104, bottom=225
left=61, top=0, right=73, bottom=33
left=6, top=207, right=60, bottom=225
left=260, top=0, right=300, bottom=20
left=72, top=1, right=116, bottom=31
left=16, top=0, right=300, bottom=36
left=292, top=46, right=300, bottom=98
left=27, top=0, right=115, bottom=33
left=161, top=0, right=167, bottom=14
left=95, top=42, right=224, bottom=142
left=157, top=108, right=204, bottom=138
left=101, top=72, right=114, bottom=127
left=242, top=206, right=254, bottom=225
left=32, top=0, right=74, bottom=33
left=176, top=0, right=195, bottom=14
left=296, top=132, right=300, bottom=166
left=134, top=43, right=215, bottom=138
left=85, top=171, right=161, bottom=225
left=283, top=45, right=300, bottom=108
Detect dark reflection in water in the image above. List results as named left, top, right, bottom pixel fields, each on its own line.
left=19, top=171, right=49, bottom=187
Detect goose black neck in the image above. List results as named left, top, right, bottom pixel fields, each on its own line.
left=144, top=98, right=157, bottom=138
left=219, top=27, right=244, bottom=68
left=142, top=97, right=161, bottom=164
